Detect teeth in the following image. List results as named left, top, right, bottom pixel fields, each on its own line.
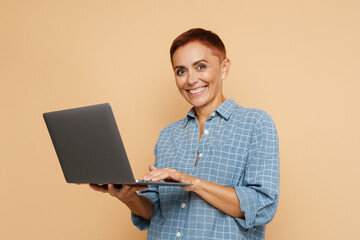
left=189, top=87, right=206, bottom=94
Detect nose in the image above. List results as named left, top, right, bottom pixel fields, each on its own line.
left=187, top=69, right=198, bottom=85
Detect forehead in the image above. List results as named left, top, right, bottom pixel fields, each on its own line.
left=172, top=41, right=221, bottom=64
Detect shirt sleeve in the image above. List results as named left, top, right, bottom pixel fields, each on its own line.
left=131, top=185, right=160, bottom=230
left=234, top=113, right=280, bottom=229
left=131, top=141, right=161, bottom=230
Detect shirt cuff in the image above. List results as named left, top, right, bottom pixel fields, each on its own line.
left=131, top=188, right=159, bottom=231
left=131, top=211, right=150, bottom=231
left=234, top=185, right=258, bottom=229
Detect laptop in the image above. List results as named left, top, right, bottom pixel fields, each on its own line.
left=43, top=103, right=190, bottom=187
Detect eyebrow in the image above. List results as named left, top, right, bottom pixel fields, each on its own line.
left=173, top=59, right=209, bottom=70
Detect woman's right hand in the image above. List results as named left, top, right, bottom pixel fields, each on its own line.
left=89, top=184, right=148, bottom=205
left=89, top=183, right=153, bottom=220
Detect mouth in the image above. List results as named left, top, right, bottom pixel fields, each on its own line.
left=187, top=86, right=208, bottom=95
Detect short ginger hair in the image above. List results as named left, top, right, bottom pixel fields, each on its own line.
left=170, top=28, right=227, bottom=63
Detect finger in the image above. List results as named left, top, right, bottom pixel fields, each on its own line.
left=89, top=184, right=108, bottom=193
left=168, top=170, right=189, bottom=182
left=108, top=183, right=114, bottom=191
left=108, top=184, right=118, bottom=196
left=131, top=185, right=148, bottom=192
left=122, top=185, right=131, bottom=191
left=152, top=172, right=171, bottom=181
left=169, top=173, right=181, bottom=182
left=147, top=170, right=164, bottom=179
left=139, top=186, right=148, bottom=191
left=121, top=185, right=147, bottom=197
left=149, top=165, right=157, bottom=171
left=169, top=172, right=196, bottom=188
left=143, top=169, right=161, bottom=180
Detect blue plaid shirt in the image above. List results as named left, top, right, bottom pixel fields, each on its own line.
left=132, top=99, right=279, bottom=240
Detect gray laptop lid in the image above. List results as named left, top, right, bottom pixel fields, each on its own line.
left=43, top=103, right=191, bottom=187
left=44, top=103, right=136, bottom=184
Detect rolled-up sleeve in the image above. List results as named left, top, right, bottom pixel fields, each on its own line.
left=131, top=141, right=161, bottom=230
left=131, top=186, right=160, bottom=230
left=234, top=114, right=280, bottom=229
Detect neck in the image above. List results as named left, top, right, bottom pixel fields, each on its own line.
left=194, top=95, right=226, bottom=122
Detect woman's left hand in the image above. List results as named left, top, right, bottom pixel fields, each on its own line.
left=143, top=165, right=244, bottom=218
left=143, top=165, right=201, bottom=191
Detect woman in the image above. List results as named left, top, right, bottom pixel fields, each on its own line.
left=90, top=28, right=279, bottom=240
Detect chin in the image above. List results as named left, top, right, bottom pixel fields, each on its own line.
left=187, top=97, right=209, bottom=108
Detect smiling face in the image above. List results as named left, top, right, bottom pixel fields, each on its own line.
left=172, top=41, right=231, bottom=114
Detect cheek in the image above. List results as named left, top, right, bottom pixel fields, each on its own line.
left=201, top=70, right=218, bottom=83
left=175, top=77, right=186, bottom=89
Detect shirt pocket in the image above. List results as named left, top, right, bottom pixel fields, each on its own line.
left=194, top=146, right=247, bottom=186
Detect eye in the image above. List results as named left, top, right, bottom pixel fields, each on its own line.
left=197, top=64, right=206, bottom=70
left=176, top=69, right=185, bottom=76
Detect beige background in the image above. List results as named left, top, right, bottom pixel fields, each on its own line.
left=1, top=0, right=359, bottom=239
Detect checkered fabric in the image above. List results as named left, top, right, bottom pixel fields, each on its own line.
left=132, top=99, right=279, bottom=240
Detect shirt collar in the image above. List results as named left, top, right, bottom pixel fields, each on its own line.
left=184, top=98, right=238, bottom=126
left=215, top=98, right=238, bottom=120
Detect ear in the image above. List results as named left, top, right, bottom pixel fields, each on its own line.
left=220, top=58, right=231, bottom=80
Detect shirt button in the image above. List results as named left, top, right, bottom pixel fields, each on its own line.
left=211, top=112, right=216, bottom=117
left=198, top=153, right=203, bottom=158
left=176, top=232, right=182, bottom=237
left=181, top=202, right=186, bottom=208
left=204, top=129, right=209, bottom=135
